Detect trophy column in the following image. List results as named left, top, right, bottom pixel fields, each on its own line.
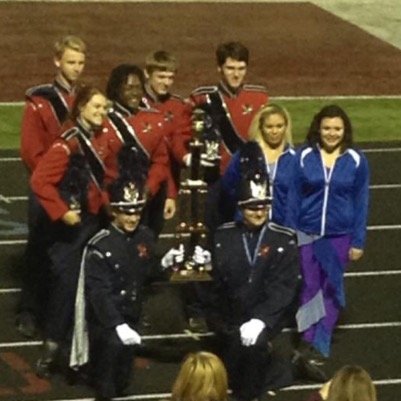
left=170, top=108, right=212, bottom=282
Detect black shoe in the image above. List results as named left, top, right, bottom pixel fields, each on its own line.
left=297, top=340, right=327, bottom=365
left=35, top=340, right=59, bottom=378
left=65, top=367, right=90, bottom=386
left=292, top=350, right=328, bottom=383
left=188, top=317, right=209, bottom=333
left=36, top=358, right=53, bottom=379
left=16, top=312, right=37, bottom=338
left=141, top=311, right=152, bottom=328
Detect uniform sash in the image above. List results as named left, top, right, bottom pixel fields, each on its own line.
left=30, top=85, right=69, bottom=125
left=76, top=133, right=105, bottom=190
left=208, top=91, right=245, bottom=155
left=108, top=111, right=150, bottom=161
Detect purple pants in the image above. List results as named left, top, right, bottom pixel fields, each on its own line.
left=298, top=235, right=350, bottom=356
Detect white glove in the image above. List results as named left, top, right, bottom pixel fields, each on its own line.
left=115, top=323, right=141, bottom=345
left=161, top=244, right=185, bottom=269
left=200, top=153, right=219, bottom=167
left=192, top=245, right=212, bottom=265
left=240, top=319, right=266, bottom=347
left=183, top=153, right=192, bottom=167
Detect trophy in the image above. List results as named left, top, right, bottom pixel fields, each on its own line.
left=169, top=108, right=220, bottom=282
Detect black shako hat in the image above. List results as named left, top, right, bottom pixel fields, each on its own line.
left=109, top=179, right=146, bottom=214
left=237, top=141, right=271, bottom=208
left=108, top=145, right=148, bottom=214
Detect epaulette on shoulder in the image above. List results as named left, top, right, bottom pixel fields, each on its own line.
left=84, top=230, right=111, bottom=260
left=243, top=84, right=268, bottom=93
left=268, top=222, right=295, bottom=237
left=216, top=221, right=236, bottom=231
left=191, top=85, right=218, bottom=96
left=26, top=84, right=55, bottom=98
left=60, top=127, right=79, bottom=141
left=88, top=229, right=111, bottom=247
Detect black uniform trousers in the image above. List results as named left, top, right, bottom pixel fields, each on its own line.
left=217, top=328, right=293, bottom=401
left=89, top=323, right=136, bottom=398
left=18, top=191, right=53, bottom=323
left=45, top=214, right=100, bottom=342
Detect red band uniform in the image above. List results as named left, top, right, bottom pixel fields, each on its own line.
left=190, top=81, right=268, bottom=174
left=20, top=78, right=76, bottom=172
left=103, top=102, right=172, bottom=235
left=143, top=85, right=192, bottom=197
left=18, top=78, right=78, bottom=334
left=30, top=120, right=109, bottom=343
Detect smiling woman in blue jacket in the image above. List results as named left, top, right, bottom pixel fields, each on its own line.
left=286, top=104, right=369, bottom=360
left=219, top=103, right=296, bottom=227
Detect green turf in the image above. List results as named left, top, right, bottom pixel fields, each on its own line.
left=279, top=98, right=401, bottom=144
left=0, top=105, right=23, bottom=149
left=1, top=98, right=401, bottom=149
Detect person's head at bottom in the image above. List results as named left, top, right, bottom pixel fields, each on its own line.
left=324, top=365, right=376, bottom=401
left=171, top=351, right=228, bottom=401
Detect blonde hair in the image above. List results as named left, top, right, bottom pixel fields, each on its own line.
left=171, top=352, right=228, bottom=401
left=248, top=103, right=293, bottom=147
left=54, top=35, right=86, bottom=59
left=327, top=365, right=377, bottom=401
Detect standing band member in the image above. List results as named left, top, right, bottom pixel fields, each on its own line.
left=190, top=41, right=268, bottom=175
left=70, top=151, right=166, bottom=401
left=143, top=50, right=192, bottom=179
left=102, top=64, right=174, bottom=237
left=207, top=145, right=326, bottom=400
left=20, top=35, right=87, bottom=170
left=31, top=85, right=109, bottom=377
left=17, top=35, right=87, bottom=337
left=286, top=105, right=370, bottom=360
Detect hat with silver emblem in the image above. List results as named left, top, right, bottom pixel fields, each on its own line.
left=237, top=141, right=271, bottom=208
left=108, top=145, right=148, bottom=213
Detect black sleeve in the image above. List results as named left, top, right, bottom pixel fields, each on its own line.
left=85, top=249, right=125, bottom=329
left=252, top=239, right=299, bottom=329
left=205, top=238, right=234, bottom=334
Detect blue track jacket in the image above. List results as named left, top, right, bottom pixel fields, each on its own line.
left=285, top=145, right=369, bottom=248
